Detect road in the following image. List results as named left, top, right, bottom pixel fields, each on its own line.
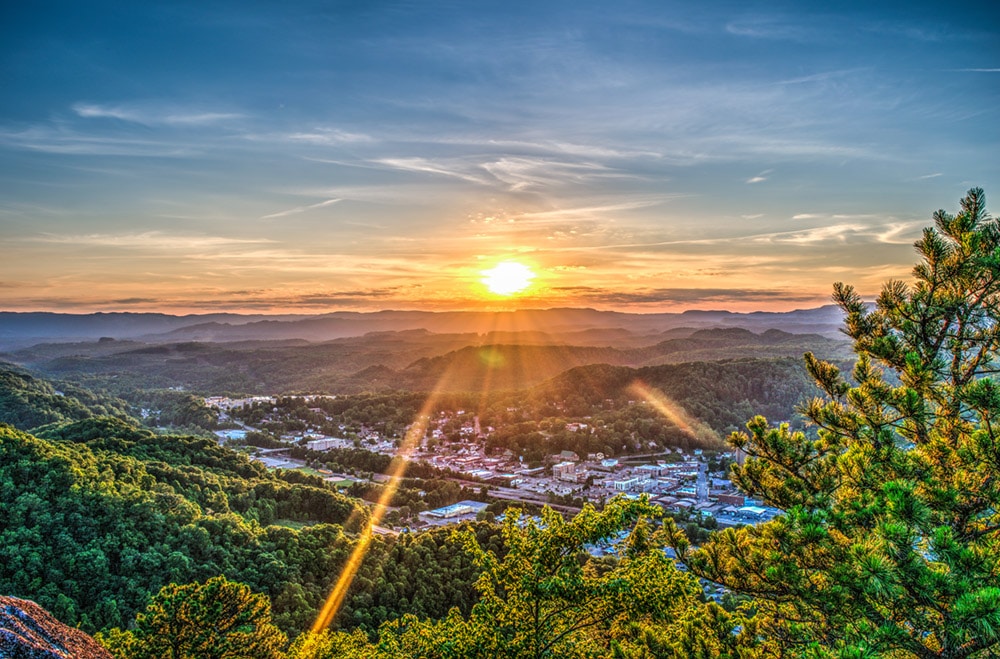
left=697, top=462, right=708, bottom=501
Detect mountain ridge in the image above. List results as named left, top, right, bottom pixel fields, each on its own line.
left=0, top=306, right=847, bottom=349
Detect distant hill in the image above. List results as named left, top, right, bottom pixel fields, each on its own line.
left=626, top=327, right=848, bottom=367
left=534, top=358, right=820, bottom=433
left=396, top=344, right=632, bottom=392
left=0, top=311, right=310, bottom=349
left=0, top=306, right=848, bottom=349
left=6, top=325, right=850, bottom=397
left=368, top=328, right=848, bottom=394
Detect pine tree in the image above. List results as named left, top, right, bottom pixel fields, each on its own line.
left=98, top=576, right=286, bottom=659
left=293, top=497, right=728, bottom=659
left=667, top=188, right=1000, bottom=657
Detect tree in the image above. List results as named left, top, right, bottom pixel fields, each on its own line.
left=667, top=188, right=1000, bottom=657
left=452, top=499, right=695, bottom=658
left=98, top=577, right=286, bottom=659
left=293, top=497, right=732, bottom=658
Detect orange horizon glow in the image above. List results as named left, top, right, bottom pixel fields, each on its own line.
left=0, top=238, right=898, bottom=316
left=0, top=298, right=840, bottom=315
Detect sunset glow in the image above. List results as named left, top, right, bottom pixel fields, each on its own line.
left=0, top=2, right=996, bottom=315
left=481, top=262, right=536, bottom=296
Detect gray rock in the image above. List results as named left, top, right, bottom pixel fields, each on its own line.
left=0, top=596, right=112, bottom=659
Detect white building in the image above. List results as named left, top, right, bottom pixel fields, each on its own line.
left=306, top=437, right=347, bottom=451
left=553, top=461, right=577, bottom=482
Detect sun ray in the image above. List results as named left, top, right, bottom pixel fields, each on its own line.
left=627, top=380, right=721, bottom=446
left=314, top=319, right=701, bottom=637
left=310, top=369, right=457, bottom=633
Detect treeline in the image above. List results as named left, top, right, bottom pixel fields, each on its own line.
left=531, top=358, right=819, bottom=432
left=348, top=478, right=486, bottom=519
left=0, top=362, right=219, bottom=436
left=283, top=444, right=474, bottom=484
left=129, top=389, right=218, bottom=431
left=0, top=363, right=131, bottom=429
left=232, top=391, right=462, bottom=440
left=96, top=500, right=735, bottom=659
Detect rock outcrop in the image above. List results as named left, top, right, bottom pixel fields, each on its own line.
left=0, top=596, right=112, bottom=659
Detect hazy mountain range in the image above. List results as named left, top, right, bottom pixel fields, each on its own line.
left=0, top=306, right=847, bottom=349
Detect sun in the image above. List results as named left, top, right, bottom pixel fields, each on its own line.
left=481, top=261, right=535, bottom=296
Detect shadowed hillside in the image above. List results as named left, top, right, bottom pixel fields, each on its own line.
left=6, top=328, right=850, bottom=396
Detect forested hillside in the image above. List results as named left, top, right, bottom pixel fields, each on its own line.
left=536, top=357, right=820, bottom=432
left=0, top=420, right=492, bottom=638
left=0, top=363, right=131, bottom=429
left=7, top=327, right=850, bottom=396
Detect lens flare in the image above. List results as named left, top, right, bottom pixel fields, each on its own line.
left=627, top=380, right=721, bottom=445
left=311, top=309, right=608, bottom=634
left=310, top=393, right=442, bottom=633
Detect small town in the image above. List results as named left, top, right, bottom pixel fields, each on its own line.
left=205, top=394, right=782, bottom=533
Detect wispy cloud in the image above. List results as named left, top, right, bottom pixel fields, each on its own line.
left=110, top=297, right=159, bottom=304
left=548, top=285, right=821, bottom=306
left=917, top=172, right=942, bottom=179
left=285, top=128, right=376, bottom=144
left=860, top=20, right=976, bottom=43
left=563, top=216, right=922, bottom=255
left=72, top=103, right=245, bottom=126
left=164, top=112, right=244, bottom=125
left=452, top=138, right=661, bottom=160
left=763, top=223, right=869, bottom=244
left=373, top=154, right=639, bottom=192
left=775, top=69, right=862, bottom=85
left=72, top=104, right=137, bottom=121
left=522, top=198, right=674, bottom=218
left=260, top=198, right=342, bottom=220
left=746, top=169, right=772, bottom=184
left=7, top=287, right=416, bottom=312
left=25, top=232, right=275, bottom=249
left=874, top=221, right=924, bottom=244
left=724, top=18, right=810, bottom=42
left=375, top=157, right=491, bottom=185
left=713, top=134, right=885, bottom=161
left=749, top=220, right=923, bottom=246
left=952, top=68, right=1000, bottom=73
left=0, top=126, right=197, bottom=157
left=480, top=157, right=621, bottom=192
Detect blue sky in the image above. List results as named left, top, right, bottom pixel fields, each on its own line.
left=1, top=0, right=998, bottom=312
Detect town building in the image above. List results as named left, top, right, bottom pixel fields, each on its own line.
left=552, top=461, right=577, bottom=482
